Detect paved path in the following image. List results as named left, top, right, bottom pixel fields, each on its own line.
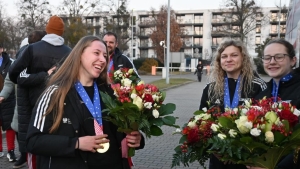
left=0, top=73, right=270, bottom=169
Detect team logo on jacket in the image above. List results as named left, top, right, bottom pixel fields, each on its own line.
left=62, top=118, right=72, bottom=124
left=118, top=64, right=123, bottom=68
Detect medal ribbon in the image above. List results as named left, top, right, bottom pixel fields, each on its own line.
left=224, top=76, right=241, bottom=109
left=75, top=81, right=103, bottom=135
left=272, top=73, right=292, bottom=102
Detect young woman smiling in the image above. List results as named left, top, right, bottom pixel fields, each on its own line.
left=200, top=39, right=267, bottom=169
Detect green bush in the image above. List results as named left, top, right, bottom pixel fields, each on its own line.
left=139, top=58, right=159, bottom=73
left=133, top=58, right=147, bottom=70
left=253, top=58, right=267, bottom=75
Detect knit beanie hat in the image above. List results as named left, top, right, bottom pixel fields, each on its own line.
left=46, top=15, right=64, bottom=36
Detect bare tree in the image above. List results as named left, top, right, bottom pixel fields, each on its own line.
left=57, top=0, right=101, bottom=47
left=104, top=0, right=131, bottom=52
left=217, top=0, right=267, bottom=41
left=16, top=0, right=52, bottom=33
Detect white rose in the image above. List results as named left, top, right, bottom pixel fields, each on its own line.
left=187, top=121, right=196, bottom=128
left=144, top=102, right=152, bottom=109
left=128, top=69, right=134, bottom=74
left=133, top=96, right=143, bottom=110
left=202, top=107, right=207, bottom=112
left=235, top=116, right=251, bottom=134
left=210, top=124, right=220, bottom=132
left=202, top=113, right=211, bottom=120
left=152, top=109, right=159, bottom=118
left=265, top=131, right=274, bottom=143
left=217, top=133, right=227, bottom=140
left=294, top=108, right=300, bottom=116
left=229, top=129, right=237, bottom=138
left=121, top=78, right=132, bottom=87
left=250, top=128, right=261, bottom=137
left=131, top=93, right=137, bottom=99
left=194, top=115, right=201, bottom=121
left=244, top=121, right=253, bottom=129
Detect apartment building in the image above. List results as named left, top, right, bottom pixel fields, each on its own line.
left=83, top=7, right=287, bottom=62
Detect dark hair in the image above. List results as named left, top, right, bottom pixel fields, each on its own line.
left=103, top=31, right=118, bottom=42
left=264, top=38, right=295, bottom=58
left=28, top=30, right=47, bottom=44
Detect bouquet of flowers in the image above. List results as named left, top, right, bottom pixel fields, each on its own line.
left=208, top=97, right=300, bottom=169
left=172, top=106, right=221, bottom=168
left=101, top=68, right=177, bottom=157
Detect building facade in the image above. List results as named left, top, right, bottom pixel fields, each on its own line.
left=84, top=7, right=287, bottom=62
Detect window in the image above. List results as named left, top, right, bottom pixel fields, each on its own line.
left=194, top=15, right=202, bottom=23
left=255, top=36, right=261, bottom=45
left=212, top=37, right=222, bottom=46
left=133, top=49, right=136, bottom=58
left=271, top=25, right=277, bottom=34
left=140, top=50, right=148, bottom=58
left=256, top=25, right=261, bottom=33
left=194, top=26, right=203, bottom=35
left=194, top=38, right=203, bottom=46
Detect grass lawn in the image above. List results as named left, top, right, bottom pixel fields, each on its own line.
left=149, top=78, right=194, bottom=89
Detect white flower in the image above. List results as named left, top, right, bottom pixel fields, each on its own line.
left=241, top=108, right=248, bottom=115
left=229, top=129, right=237, bottom=138
left=233, top=108, right=238, bottom=114
left=194, top=115, right=201, bottom=121
left=210, top=124, right=220, bottom=132
left=235, top=116, right=251, bottom=134
left=244, top=121, right=253, bottom=129
left=133, top=96, right=143, bottom=110
left=175, top=128, right=181, bottom=132
left=152, top=109, right=159, bottom=118
left=152, top=94, right=159, bottom=102
left=250, top=128, right=261, bottom=136
left=202, top=107, right=207, bottom=112
left=265, top=131, right=274, bottom=143
left=128, top=69, right=134, bottom=74
left=131, top=93, right=137, bottom=99
left=144, top=102, right=152, bottom=109
left=217, top=133, right=227, bottom=140
left=272, top=102, right=278, bottom=109
left=187, top=121, right=196, bottom=128
left=244, top=100, right=251, bottom=107
left=294, top=108, right=300, bottom=116
left=121, top=78, right=132, bottom=87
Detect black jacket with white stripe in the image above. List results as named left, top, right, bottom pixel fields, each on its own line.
left=26, top=84, right=145, bottom=169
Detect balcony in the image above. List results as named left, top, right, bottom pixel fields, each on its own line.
left=177, top=19, right=203, bottom=25
left=138, top=20, right=155, bottom=27
left=138, top=43, right=154, bottom=49
left=137, top=32, right=151, bottom=39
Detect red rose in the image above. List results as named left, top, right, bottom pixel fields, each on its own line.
left=187, top=127, right=200, bottom=144
left=278, top=109, right=298, bottom=127
left=144, top=93, right=154, bottom=102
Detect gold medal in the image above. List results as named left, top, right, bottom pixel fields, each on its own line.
left=97, top=139, right=110, bottom=153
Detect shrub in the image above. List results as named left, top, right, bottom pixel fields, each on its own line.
left=139, top=58, right=159, bottom=73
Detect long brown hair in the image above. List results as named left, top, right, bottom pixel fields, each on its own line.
left=208, top=39, right=255, bottom=102
left=45, top=35, right=109, bottom=133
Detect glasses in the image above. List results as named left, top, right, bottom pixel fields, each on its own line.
left=261, top=54, right=289, bottom=63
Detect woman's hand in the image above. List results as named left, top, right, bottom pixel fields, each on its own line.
left=76, top=135, right=109, bottom=152
left=126, top=131, right=142, bottom=148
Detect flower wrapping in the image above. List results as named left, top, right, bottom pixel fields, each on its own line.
left=101, top=68, right=177, bottom=157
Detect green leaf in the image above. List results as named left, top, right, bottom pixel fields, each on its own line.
left=273, top=131, right=286, bottom=144
left=193, top=110, right=204, bottom=115
left=218, top=117, right=235, bottom=128
left=130, top=122, right=139, bottom=131
left=159, top=103, right=176, bottom=116
left=162, top=116, right=176, bottom=125
left=179, top=135, right=187, bottom=144
left=282, top=120, right=290, bottom=133
left=150, top=118, right=163, bottom=127
left=150, top=125, right=163, bottom=136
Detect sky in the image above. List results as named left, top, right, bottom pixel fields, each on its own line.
left=3, top=0, right=290, bottom=17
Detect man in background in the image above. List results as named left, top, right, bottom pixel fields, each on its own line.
left=103, top=32, right=139, bottom=80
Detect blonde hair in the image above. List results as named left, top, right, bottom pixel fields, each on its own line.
left=45, top=35, right=109, bottom=133
left=208, top=39, right=255, bottom=102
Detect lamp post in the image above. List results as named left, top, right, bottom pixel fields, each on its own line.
left=131, top=9, right=134, bottom=61
left=160, top=40, right=167, bottom=78
left=166, top=0, right=171, bottom=84
left=277, top=0, right=282, bottom=38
